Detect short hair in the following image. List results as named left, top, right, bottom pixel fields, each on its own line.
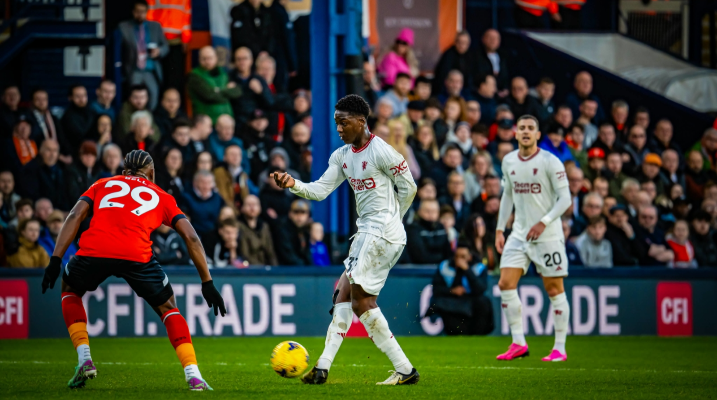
left=192, top=114, right=211, bottom=127
left=18, top=217, right=40, bottom=233
left=621, top=178, right=640, bottom=192
left=635, top=106, right=649, bottom=115
left=417, top=177, right=436, bottom=190
left=538, top=77, right=554, bottom=86
left=691, top=209, right=712, bottom=223
left=583, top=192, right=604, bottom=207
left=702, top=127, right=717, bottom=139
left=476, top=73, right=494, bottom=86
left=129, top=84, right=149, bottom=95
left=395, top=72, right=411, bottom=81
left=124, top=150, right=153, bottom=174
left=517, top=115, right=539, bottom=129
left=102, top=143, right=121, bottom=159
left=570, top=123, right=585, bottom=133
left=442, top=142, right=462, bottom=156
left=335, top=94, right=370, bottom=118
left=556, top=104, right=571, bottom=113
left=612, top=99, right=629, bottom=111
left=606, top=151, right=622, bottom=159
left=99, top=79, right=116, bottom=88
left=218, top=218, right=239, bottom=229
left=15, top=198, right=33, bottom=210
left=588, top=215, right=606, bottom=227
left=484, top=174, right=500, bottom=182
left=172, top=118, right=191, bottom=132
left=130, top=110, right=153, bottom=129
left=418, top=198, right=439, bottom=211
left=439, top=204, right=455, bottom=217
left=599, top=121, right=615, bottom=130
left=31, top=88, right=47, bottom=98
left=446, top=70, right=463, bottom=80
left=133, top=0, right=149, bottom=8
left=67, top=84, right=85, bottom=97
left=415, top=76, right=431, bottom=86
left=495, top=104, right=511, bottom=114
left=193, top=170, right=214, bottom=182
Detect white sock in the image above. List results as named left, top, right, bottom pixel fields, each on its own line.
left=316, top=302, right=352, bottom=371
left=77, top=344, right=91, bottom=364
left=550, top=292, right=569, bottom=354
left=184, top=364, right=203, bottom=382
left=500, top=289, right=526, bottom=346
left=359, top=308, right=413, bottom=375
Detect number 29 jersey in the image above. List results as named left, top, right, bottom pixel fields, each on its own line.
left=76, top=176, right=186, bottom=263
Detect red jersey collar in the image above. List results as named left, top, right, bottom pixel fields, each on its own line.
left=351, top=134, right=375, bottom=153
left=517, top=147, right=540, bottom=162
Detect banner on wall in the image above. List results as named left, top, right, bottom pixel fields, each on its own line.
left=4, top=270, right=716, bottom=339
left=368, top=0, right=462, bottom=72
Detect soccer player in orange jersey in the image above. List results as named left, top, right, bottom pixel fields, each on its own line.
left=41, top=150, right=226, bottom=390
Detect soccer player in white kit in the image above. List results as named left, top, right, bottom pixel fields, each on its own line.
left=270, top=95, right=419, bottom=385
left=494, top=115, right=572, bottom=362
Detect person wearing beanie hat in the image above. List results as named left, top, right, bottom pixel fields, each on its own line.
left=539, top=123, right=576, bottom=165
left=583, top=146, right=606, bottom=182
left=636, top=152, right=666, bottom=197
left=68, top=140, right=101, bottom=202
left=378, top=28, right=419, bottom=87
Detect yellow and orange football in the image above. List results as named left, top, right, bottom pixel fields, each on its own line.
left=270, top=341, right=310, bottom=378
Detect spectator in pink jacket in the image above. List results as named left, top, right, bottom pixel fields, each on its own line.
left=378, top=28, right=420, bottom=87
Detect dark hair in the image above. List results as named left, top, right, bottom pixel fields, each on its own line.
left=484, top=174, right=499, bottom=182
left=476, top=73, right=494, bottom=86
left=335, top=94, right=370, bottom=118
left=18, top=217, right=40, bottom=233
left=517, top=114, right=539, bottom=129
left=67, top=84, right=85, bottom=97
left=635, top=106, right=649, bottom=115
left=124, top=150, right=153, bottom=174
left=133, top=0, right=149, bottom=8
left=15, top=198, right=33, bottom=210
left=570, top=123, right=585, bottom=133
left=415, top=76, right=431, bottom=86
left=556, top=104, right=571, bottom=113
left=599, top=121, right=615, bottom=130
left=455, top=239, right=473, bottom=252
left=442, top=142, right=462, bottom=155
left=417, top=177, right=436, bottom=190
left=218, top=218, right=239, bottom=229
left=690, top=209, right=712, bottom=223
left=395, top=72, right=411, bottom=81
left=538, top=77, right=554, bottom=86
left=172, top=118, right=191, bottom=132
left=606, top=151, right=622, bottom=159
left=191, top=114, right=211, bottom=127
left=588, top=215, right=606, bottom=227
left=31, top=88, right=47, bottom=98
left=129, top=84, right=149, bottom=95
left=439, top=204, right=455, bottom=217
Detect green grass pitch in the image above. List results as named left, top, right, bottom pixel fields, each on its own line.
left=1, top=336, right=716, bottom=399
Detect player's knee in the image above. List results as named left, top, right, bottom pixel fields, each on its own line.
left=545, top=286, right=563, bottom=298
left=498, top=278, right=516, bottom=291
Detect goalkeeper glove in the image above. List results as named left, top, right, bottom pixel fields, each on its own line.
left=42, top=256, right=63, bottom=294
left=201, top=280, right=226, bottom=317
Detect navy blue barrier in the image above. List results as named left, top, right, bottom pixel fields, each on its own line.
left=1, top=266, right=716, bottom=339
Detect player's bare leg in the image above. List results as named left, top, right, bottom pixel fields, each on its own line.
left=350, top=284, right=419, bottom=385
left=496, top=268, right=530, bottom=361
left=152, top=296, right=212, bottom=391
left=302, top=272, right=351, bottom=384
left=541, top=276, right=569, bottom=361
left=60, top=279, right=97, bottom=388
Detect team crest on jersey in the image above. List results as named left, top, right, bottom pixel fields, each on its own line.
left=362, top=161, right=368, bottom=171
left=533, top=168, right=538, bottom=175
left=343, top=163, right=347, bottom=169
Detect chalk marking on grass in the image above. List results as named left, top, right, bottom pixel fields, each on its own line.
left=0, top=360, right=714, bottom=375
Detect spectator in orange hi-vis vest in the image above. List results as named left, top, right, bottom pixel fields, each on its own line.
left=147, top=0, right=191, bottom=92
left=513, top=0, right=561, bottom=30
left=552, top=0, right=585, bottom=30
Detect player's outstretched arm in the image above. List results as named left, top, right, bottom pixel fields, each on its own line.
left=42, top=200, right=90, bottom=293
left=272, top=158, right=345, bottom=202
left=175, top=218, right=227, bottom=317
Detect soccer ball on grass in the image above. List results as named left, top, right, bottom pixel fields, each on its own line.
left=270, top=341, right=310, bottom=378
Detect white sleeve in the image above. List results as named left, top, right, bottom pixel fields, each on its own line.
left=539, top=158, right=571, bottom=226
left=496, top=159, right=513, bottom=232
left=377, top=145, right=417, bottom=219
left=289, top=150, right=346, bottom=201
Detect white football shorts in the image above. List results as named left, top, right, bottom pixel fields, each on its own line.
left=500, top=235, right=568, bottom=277
left=344, top=232, right=404, bottom=295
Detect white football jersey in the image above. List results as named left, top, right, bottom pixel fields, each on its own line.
left=290, top=134, right=417, bottom=244
left=500, top=148, right=568, bottom=243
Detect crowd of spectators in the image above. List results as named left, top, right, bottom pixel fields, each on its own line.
left=1, top=0, right=716, bottom=276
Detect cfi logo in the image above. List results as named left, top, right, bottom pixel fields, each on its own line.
left=403, top=0, right=414, bottom=9
left=362, top=161, right=368, bottom=171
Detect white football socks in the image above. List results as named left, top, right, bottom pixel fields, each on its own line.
left=550, top=292, right=570, bottom=354
left=359, top=308, right=413, bottom=375
left=316, top=302, right=352, bottom=371
left=500, top=289, right=526, bottom=346
left=77, top=344, right=91, bottom=364
left=184, top=364, right=203, bottom=382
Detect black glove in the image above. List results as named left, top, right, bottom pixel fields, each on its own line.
left=42, top=256, right=63, bottom=294
left=201, top=280, right=226, bottom=317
